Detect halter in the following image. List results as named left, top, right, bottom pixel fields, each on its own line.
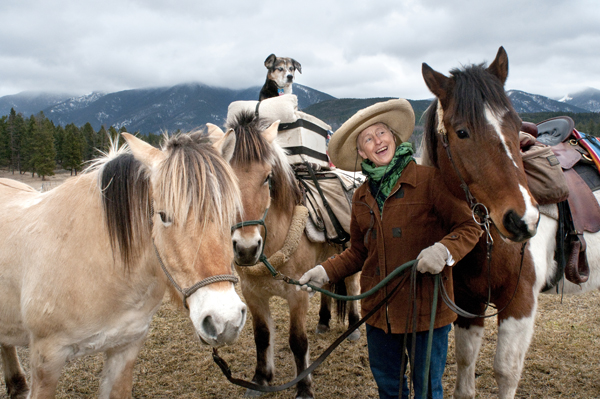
left=436, top=100, right=527, bottom=318
left=149, top=203, right=239, bottom=310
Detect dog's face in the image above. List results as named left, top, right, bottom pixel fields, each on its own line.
left=264, top=54, right=302, bottom=88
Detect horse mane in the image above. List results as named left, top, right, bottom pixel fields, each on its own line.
left=422, top=62, right=515, bottom=168
left=226, top=110, right=301, bottom=212
left=93, top=133, right=242, bottom=269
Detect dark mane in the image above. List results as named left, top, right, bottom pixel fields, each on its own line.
left=101, top=153, right=150, bottom=269
left=227, top=110, right=301, bottom=211
left=423, top=62, right=515, bottom=168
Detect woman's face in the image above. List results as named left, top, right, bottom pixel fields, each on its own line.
left=357, top=123, right=397, bottom=167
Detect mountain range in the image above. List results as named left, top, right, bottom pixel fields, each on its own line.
left=1, top=85, right=598, bottom=134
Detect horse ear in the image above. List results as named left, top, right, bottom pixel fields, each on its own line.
left=422, top=63, right=450, bottom=105
left=122, top=132, right=165, bottom=169
left=487, top=46, right=509, bottom=85
left=264, top=54, right=277, bottom=69
left=211, top=127, right=236, bottom=162
left=262, top=120, right=280, bottom=144
left=206, top=123, right=225, bottom=140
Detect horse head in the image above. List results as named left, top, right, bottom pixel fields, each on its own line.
left=208, top=111, right=300, bottom=267
left=421, top=47, right=539, bottom=242
left=122, top=133, right=247, bottom=346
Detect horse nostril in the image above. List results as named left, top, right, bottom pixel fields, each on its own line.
left=202, top=315, right=217, bottom=338
left=503, top=210, right=531, bottom=242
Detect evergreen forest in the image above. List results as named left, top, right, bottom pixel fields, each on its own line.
left=1, top=108, right=599, bottom=180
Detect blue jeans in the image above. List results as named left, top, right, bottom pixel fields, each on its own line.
left=366, top=323, right=451, bottom=399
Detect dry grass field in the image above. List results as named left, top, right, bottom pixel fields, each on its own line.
left=1, top=169, right=599, bottom=398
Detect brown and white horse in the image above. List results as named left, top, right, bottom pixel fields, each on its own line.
left=421, top=47, right=542, bottom=398
left=208, top=113, right=360, bottom=399
left=0, top=133, right=247, bottom=398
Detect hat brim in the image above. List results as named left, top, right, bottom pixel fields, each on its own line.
left=328, top=99, right=415, bottom=171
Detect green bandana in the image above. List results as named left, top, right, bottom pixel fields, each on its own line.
left=361, top=142, right=415, bottom=210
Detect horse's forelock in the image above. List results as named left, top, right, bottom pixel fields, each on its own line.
left=227, top=110, right=300, bottom=210
left=449, top=63, right=514, bottom=134
left=157, top=133, right=242, bottom=232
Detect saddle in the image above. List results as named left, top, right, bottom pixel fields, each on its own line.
left=294, top=162, right=363, bottom=246
left=534, top=116, right=600, bottom=286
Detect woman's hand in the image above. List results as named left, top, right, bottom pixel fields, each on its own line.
left=297, top=265, right=329, bottom=295
left=416, top=242, right=448, bottom=274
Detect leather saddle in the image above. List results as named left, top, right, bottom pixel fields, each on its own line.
left=532, top=117, right=600, bottom=285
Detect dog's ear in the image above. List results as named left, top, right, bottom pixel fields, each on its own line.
left=291, top=59, right=302, bottom=74
left=264, top=54, right=277, bottom=69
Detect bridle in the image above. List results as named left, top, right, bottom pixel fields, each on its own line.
left=436, top=100, right=527, bottom=318
left=149, top=202, right=239, bottom=310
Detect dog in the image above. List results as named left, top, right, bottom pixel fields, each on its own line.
left=258, top=54, right=302, bottom=101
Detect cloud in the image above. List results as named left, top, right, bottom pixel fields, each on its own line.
left=1, top=0, right=599, bottom=100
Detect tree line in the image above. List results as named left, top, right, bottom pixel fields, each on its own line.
left=1, top=107, right=599, bottom=181
left=0, top=108, right=162, bottom=179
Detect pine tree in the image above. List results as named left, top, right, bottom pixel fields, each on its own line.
left=62, top=124, right=84, bottom=175
left=97, top=126, right=109, bottom=154
left=0, top=116, right=9, bottom=167
left=81, top=122, right=97, bottom=160
left=7, top=109, right=26, bottom=173
left=29, top=115, right=56, bottom=179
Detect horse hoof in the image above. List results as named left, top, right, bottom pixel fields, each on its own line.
left=315, top=324, right=330, bottom=334
left=244, top=388, right=265, bottom=397
left=346, top=329, right=361, bottom=342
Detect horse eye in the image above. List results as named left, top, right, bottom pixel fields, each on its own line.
left=456, top=129, right=470, bottom=139
left=264, top=175, right=272, bottom=185
left=158, top=212, right=172, bottom=225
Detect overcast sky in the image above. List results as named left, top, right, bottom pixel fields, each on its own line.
left=1, top=0, right=599, bottom=100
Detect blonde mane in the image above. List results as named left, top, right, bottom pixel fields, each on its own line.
left=88, top=133, right=241, bottom=268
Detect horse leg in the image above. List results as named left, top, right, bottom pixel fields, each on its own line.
left=99, top=336, right=147, bottom=399
left=316, top=291, right=332, bottom=334
left=244, top=292, right=274, bottom=398
left=288, top=289, right=313, bottom=399
left=27, top=339, right=67, bottom=399
left=494, top=297, right=537, bottom=399
left=1, top=345, right=29, bottom=399
left=345, top=272, right=361, bottom=341
left=453, top=317, right=485, bottom=399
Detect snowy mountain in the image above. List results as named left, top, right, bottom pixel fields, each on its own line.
left=557, top=87, right=600, bottom=112
left=1, top=84, right=597, bottom=134
left=507, top=90, right=588, bottom=113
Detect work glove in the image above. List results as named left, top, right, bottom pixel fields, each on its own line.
left=416, top=242, right=448, bottom=274
left=297, top=265, right=329, bottom=296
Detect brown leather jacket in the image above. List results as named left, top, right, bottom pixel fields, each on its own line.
left=322, top=162, right=482, bottom=333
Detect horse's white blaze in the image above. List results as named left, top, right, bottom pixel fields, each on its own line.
left=519, top=184, right=540, bottom=235
left=454, top=325, right=484, bottom=399
left=495, top=313, right=537, bottom=399
left=188, top=286, right=247, bottom=346
left=484, top=106, right=518, bottom=168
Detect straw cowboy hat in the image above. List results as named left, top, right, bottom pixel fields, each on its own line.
left=328, top=99, right=415, bottom=171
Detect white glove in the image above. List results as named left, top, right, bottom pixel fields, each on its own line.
left=297, top=265, right=329, bottom=294
left=416, top=242, right=448, bottom=274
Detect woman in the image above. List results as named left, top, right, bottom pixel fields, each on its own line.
left=298, top=99, right=481, bottom=399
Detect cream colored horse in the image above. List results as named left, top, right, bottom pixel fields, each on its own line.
left=0, top=133, right=247, bottom=399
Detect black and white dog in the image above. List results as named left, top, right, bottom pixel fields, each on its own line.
left=258, top=54, right=302, bottom=101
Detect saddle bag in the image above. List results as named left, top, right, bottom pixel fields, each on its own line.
left=520, top=132, right=569, bottom=205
